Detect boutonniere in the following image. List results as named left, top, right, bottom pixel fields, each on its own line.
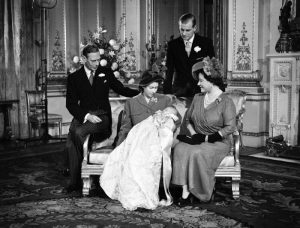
left=194, top=46, right=201, bottom=53
left=150, top=97, right=158, bottom=103
left=98, top=73, right=105, bottom=77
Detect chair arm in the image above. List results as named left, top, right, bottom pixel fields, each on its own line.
left=233, top=131, right=240, bottom=164
left=83, top=134, right=91, bottom=162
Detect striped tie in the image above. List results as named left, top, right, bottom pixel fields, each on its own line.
left=185, top=41, right=191, bottom=57
left=89, top=70, right=94, bottom=85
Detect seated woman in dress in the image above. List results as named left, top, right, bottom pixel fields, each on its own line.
left=172, top=57, right=236, bottom=207
left=100, top=106, right=180, bottom=211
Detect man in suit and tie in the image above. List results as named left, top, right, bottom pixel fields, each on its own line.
left=64, top=44, right=139, bottom=193
left=163, top=13, right=215, bottom=97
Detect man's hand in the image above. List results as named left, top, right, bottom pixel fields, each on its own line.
left=86, top=114, right=102, bottom=123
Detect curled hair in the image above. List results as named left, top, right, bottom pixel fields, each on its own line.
left=194, top=68, right=227, bottom=92
left=82, top=44, right=99, bottom=58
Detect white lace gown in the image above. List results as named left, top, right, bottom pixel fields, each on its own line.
left=100, top=113, right=176, bottom=211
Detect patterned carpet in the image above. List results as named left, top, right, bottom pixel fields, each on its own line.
left=0, top=146, right=299, bottom=228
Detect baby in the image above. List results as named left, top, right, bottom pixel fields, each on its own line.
left=153, top=106, right=180, bottom=132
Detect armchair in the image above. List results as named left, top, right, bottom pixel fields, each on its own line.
left=214, top=89, right=247, bottom=199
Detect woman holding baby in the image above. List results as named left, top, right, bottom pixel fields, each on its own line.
left=100, top=70, right=179, bottom=211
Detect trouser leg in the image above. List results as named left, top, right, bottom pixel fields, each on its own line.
left=68, top=116, right=110, bottom=187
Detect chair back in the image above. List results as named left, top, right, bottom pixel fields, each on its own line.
left=25, top=90, right=45, bottom=118
left=224, top=89, right=247, bottom=133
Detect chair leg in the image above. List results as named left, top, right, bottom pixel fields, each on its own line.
left=82, top=175, right=91, bottom=196
left=232, top=177, right=240, bottom=199
left=59, top=120, right=62, bottom=138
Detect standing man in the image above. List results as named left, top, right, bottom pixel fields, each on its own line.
left=64, top=44, right=139, bottom=193
left=163, top=13, right=215, bottom=97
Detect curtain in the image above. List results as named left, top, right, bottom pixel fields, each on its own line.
left=0, top=0, right=35, bottom=138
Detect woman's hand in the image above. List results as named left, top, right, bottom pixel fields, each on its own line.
left=208, top=132, right=222, bottom=143
left=177, top=133, right=205, bottom=145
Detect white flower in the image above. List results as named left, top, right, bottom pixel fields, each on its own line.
left=98, top=73, right=105, bottom=77
left=93, top=32, right=100, bottom=39
left=194, top=46, right=201, bottom=53
left=109, top=51, right=115, bottom=57
left=97, top=27, right=107, bottom=33
left=72, top=56, right=79, bottom=64
left=109, top=39, right=116, bottom=46
left=99, top=49, right=105, bottom=55
left=100, top=59, right=107, bottom=66
left=113, top=71, right=120, bottom=78
left=112, top=44, right=120, bottom=50
left=128, top=78, right=135, bottom=84
left=111, top=62, right=118, bottom=70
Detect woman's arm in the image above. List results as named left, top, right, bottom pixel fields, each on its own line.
left=219, top=98, right=237, bottom=136
left=115, top=100, right=133, bottom=146
left=184, top=96, right=197, bottom=136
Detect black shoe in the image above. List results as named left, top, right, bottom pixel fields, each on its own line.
left=176, top=194, right=195, bottom=207
left=63, top=184, right=82, bottom=194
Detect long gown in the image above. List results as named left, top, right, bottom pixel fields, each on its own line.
left=172, top=93, right=236, bottom=201
left=100, top=112, right=177, bottom=211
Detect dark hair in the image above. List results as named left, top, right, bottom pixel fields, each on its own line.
left=179, top=13, right=196, bottom=27
left=82, top=44, right=99, bottom=58
left=194, top=68, right=227, bottom=92
left=138, top=70, right=164, bottom=92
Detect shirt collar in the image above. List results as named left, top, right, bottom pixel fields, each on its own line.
left=185, top=34, right=195, bottom=45
left=84, top=65, right=92, bottom=78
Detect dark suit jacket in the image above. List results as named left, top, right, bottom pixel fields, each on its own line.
left=116, top=93, right=173, bottom=146
left=66, top=66, right=139, bottom=128
left=164, top=33, right=215, bottom=97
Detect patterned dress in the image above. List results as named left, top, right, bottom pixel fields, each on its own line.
left=171, top=93, right=236, bottom=201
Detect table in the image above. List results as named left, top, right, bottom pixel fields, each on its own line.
left=0, top=99, right=19, bottom=140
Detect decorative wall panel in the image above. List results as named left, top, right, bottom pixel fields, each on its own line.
left=267, top=53, right=300, bottom=145
left=227, top=0, right=262, bottom=89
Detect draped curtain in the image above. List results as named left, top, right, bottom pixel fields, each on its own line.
left=0, top=0, right=35, bottom=138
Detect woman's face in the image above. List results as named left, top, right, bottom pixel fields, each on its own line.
left=143, top=82, right=159, bottom=98
left=197, top=73, right=212, bottom=93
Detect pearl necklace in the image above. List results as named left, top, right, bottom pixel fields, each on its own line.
left=204, top=92, right=222, bottom=108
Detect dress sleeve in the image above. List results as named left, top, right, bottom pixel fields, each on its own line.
left=115, top=100, right=133, bottom=146
left=184, top=95, right=196, bottom=126
left=219, top=97, right=237, bottom=136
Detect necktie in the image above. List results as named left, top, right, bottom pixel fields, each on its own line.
left=185, top=41, right=191, bottom=57
left=89, top=70, right=94, bottom=85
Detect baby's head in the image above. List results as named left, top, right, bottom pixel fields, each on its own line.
left=163, top=106, right=178, bottom=116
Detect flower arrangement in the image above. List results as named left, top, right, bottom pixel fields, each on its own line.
left=201, top=56, right=224, bottom=78
left=146, top=34, right=168, bottom=79
left=68, top=26, right=138, bottom=84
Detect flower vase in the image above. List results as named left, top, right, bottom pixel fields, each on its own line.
left=275, top=33, right=293, bottom=53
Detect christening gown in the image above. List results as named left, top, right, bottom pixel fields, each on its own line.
left=100, top=111, right=178, bottom=211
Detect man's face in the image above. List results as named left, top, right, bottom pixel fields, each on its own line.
left=179, top=20, right=196, bottom=41
left=84, top=52, right=100, bottom=71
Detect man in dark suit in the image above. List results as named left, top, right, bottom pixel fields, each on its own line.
left=163, top=13, right=215, bottom=97
left=64, top=44, right=139, bottom=193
